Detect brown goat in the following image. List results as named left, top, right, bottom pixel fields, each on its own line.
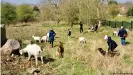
left=58, top=41, right=64, bottom=58
left=98, top=48, right=120, bottom=57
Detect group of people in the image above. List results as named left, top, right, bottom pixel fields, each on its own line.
left=104, top=26, right=128, bottom=52
left=67, top=22, right=84, bottom=38
left=48, top=22, right=83, bottom=48
left=67, top=22, right=99, bottom=38
left=47, top=22, right=128, bottom=54
left=79, top=21, right=99, bottom=32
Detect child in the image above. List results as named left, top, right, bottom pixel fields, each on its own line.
left=67, top=29, right=71, bottom=38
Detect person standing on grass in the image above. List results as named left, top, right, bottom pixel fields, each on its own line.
left=49, top=29, right=56, bottom=48
left=67, top=29, right=71, bottom=39
left=118, top=26, right=128, bottom=46
left=104, top=35, right=118, bottom=52
left=79, top=21, right=83, bottom=33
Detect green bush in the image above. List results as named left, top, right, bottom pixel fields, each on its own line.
left=127, top=7, right=133, bottom=16
left=1, top=2, right=17, bottom=25
left=16, top=4, right=34, bottom=23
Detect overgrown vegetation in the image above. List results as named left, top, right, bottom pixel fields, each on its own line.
left=127, top=6, right=133, bottom=17
left=16, top=4, right=34, bottom=23
left=2, top=24, right=133, bottom=75
left=1, top=3, right=17, bottom=25
left=1, top=0, right=133, bottom=74
left=2, top=0, right=133, bottom=26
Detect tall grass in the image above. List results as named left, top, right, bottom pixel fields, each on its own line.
left=5, top=24, right=133, bottom=75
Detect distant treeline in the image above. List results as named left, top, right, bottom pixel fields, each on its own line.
left=1, top=0, right=133, bottom=26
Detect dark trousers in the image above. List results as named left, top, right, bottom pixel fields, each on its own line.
left=80, top=28, right=83, bottom=33
left=50, top=41, right=54, bottom=47
left=108, top=46, right=117, bottom=52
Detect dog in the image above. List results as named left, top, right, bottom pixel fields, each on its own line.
left=98, top=48, right=120, bottom=57
left=98, top=48, right=106, bottom=56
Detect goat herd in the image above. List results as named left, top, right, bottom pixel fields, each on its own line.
left=2, top=25, right=132, bottom=67
left=21, top=31, right=87, bottom=66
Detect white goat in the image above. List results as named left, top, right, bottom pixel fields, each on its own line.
left=79, top=37, right=86, bottom=43
left=46, top=32, right=49, bottom=37
left=41, top=36, right=48, bottom=42
left=32, top=35, right=41, bottom=43
left=113, top=31, right=118, bottom=36
left=19, top=44, right=44, bottom=66
left=41, top=32, right=49, bottom=42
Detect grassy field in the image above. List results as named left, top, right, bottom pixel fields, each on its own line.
left=2, top=23, right=133, bottom=75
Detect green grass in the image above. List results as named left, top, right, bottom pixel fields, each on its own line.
left=4, top=24, right=133, bottom=75
left=123, top=54, right=133, bottom=65
left=113, top=16, right=132, bottom=22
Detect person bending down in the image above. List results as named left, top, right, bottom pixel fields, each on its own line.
left=104, top=35, right=118, bottom=52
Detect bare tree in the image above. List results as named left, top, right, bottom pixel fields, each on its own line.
left=40, top=0, right=62, bottom=24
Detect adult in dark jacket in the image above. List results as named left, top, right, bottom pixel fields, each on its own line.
left=118, top=26, right=127, bottom=45
left=104, top=35, right=118, bottom=52
left=49, top=29, right=56, bottom=48
left=79, top=21, right=83, bottom=33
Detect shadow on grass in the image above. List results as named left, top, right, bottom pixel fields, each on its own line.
left=71, top=36, right=75, bottom=38
left=55, top=36, right=60, bottom=38
left=126, top=42, right=130, bottom=45
left=22, top=54, right=55, bottom=64
left=39, top=57, right=55, bottom=64
left=54, top=45, right=58, bottom=47
left=83, top=31, right=88, bottom=34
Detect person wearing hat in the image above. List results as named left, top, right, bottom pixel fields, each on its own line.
left=104, top=35, right=118, bottom=52
left=118, top=26, right=127, bottom=45
left=49, top=29, right=56, bottom=48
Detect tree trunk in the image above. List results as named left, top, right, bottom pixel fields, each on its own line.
left=1, top=39, right=20, bottom=55
left=70, top=22, right=73, bottom=28
left=57, top=19, right=60, bottom=25
left=98, top=20, right=101, bottom=27
left=97, top=7, right=101, bottom=27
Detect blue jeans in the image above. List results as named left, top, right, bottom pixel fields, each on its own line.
left=121, top=38, right=126, bottom=45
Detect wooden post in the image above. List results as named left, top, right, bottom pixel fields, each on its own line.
left=115, top=21, right=116, bottom=28
left=131, top=21, right=133, bottom=31
left=0, top=24, right=7, bottom=47
left=109, top=21, right=110, bottom=26
left=122, top=21, right=123, bottom=26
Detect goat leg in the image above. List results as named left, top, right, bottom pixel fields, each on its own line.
left=27, top=54, right=31, bottom=61
left=35, top=56, right=38, bottom=66
left=41, top=56, right=44, bottom=64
